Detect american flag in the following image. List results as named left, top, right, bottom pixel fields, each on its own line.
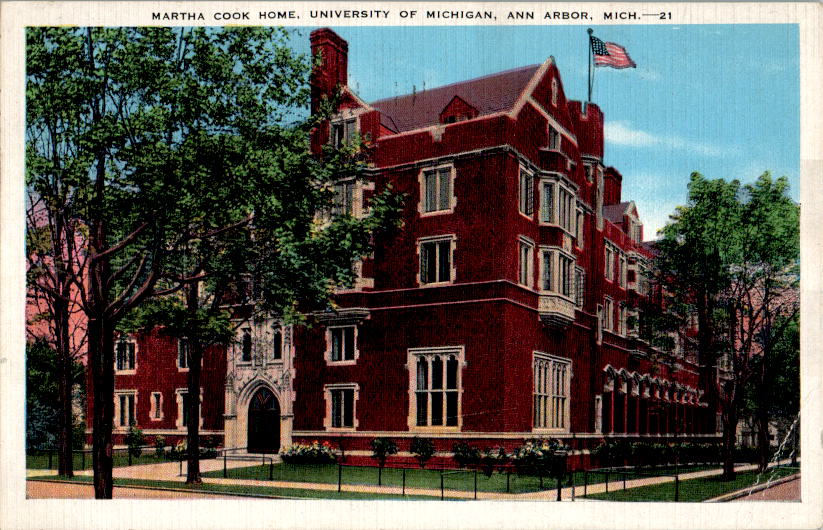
left=591, top=36, right=636, bottom=69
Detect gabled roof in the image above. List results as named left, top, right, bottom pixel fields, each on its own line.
left=370, top=64, right=540, bottom=133
left=603, top=201, right=633, bottom=224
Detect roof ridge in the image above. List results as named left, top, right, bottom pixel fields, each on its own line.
left=369, top=63, right=540, bottom=105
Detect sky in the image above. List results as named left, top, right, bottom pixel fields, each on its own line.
left=290, top=24, right=800, bottom=239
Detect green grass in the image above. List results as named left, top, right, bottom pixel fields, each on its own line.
left=584, top=467, right=798, bottom=502
left=28, top=475, right=440, bottom=500
left=26, top=451, right=172, bottom=470
left=203, top=463, right=713, bottom=494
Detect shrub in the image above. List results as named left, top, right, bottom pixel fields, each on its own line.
left=410, top=437, right=435, bottom=468
left=125, top=425, right=145, bottom=458
left=512, top=438, right=568, bottom=480
left=480, top=447, right=509, bottom=477
left=154, top=435, right=166, bottom=458
left=631, top=442, right=653, bottom=468
left=280, top=441, right=337, bottom=465
left=370, top=437, right=398, bottom=469
left=452, top=442, right=481, bottom=468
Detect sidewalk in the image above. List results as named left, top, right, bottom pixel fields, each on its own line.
left=31, top=458, right=798, bottom=501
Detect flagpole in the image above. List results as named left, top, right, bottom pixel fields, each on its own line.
left=587, top=28, right=594, bottom=103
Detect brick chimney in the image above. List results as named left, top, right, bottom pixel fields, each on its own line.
left=310, top=28, right=348, bottom=114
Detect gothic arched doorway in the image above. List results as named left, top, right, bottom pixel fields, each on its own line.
left=247, top=387, right=280, bottom=453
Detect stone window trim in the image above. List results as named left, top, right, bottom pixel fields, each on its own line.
left=604, top=239, right=617, bottom=282
left=324, top=324, right=359, bottom=366
left=323, top=383, right=360, bottom=431
left=538, top=174, right=578, bottom=236
left=518, top=165, right=535, bottom=220
left=114, top=390, right=137, bottom=431
left=603, top=297, right=615, bottom=332
left=406, top=346, right=466, bottom=432
left=114, top=336, right=137, bottom=374
left=175, top=387, right=204, bottom=430
left=538, top=245, right=576, bottom=301
left=416, top=234, right=457, bottom=287
left=532, top=352, right=572, bottom=433
left=418, top=164, right=456, bottom=217
left=329, top=114, right=359, bottom=149
left=149, top=391, right=164, bottom=421
left=551, top=78, right=559, bottom=107
left=518, top=236, right=535, bottom=289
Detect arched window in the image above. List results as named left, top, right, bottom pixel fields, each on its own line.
left=241, top=329, right=252, bottom=362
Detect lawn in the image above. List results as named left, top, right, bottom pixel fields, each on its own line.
left=28, top=475, right=440, bottom=500
left=202, top=462, right=713, bottom=495
left=27, top=451, right=173, bottom=470
left=584, top=467, right=799, bottom=502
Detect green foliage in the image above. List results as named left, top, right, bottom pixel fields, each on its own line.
left=25, top=340, right=85, bottom=450
left=281, top=441, right=337, bottom=465
left=480, top=447, right=510, bottom=477
left=451, top=442, right=481, bottom=468
left=154, top=436, right=166, bottom=458
left=370, top=438, right=398, bottom=469
left=125, top=426, right=145, bottom=458
left=409, top=437, right=435, bottom=469
left=511, top=438, right=568, bottom=479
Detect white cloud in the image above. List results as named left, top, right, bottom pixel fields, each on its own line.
left=604, top=121, right=735, bottom=158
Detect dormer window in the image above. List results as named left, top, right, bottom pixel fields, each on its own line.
left=331, top=117, right=357, bottom=148
left=548, top=126, right=561, bottom=150
left=439, top=96, right=479, bottom=125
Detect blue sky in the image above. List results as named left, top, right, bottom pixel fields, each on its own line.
left=293, top=25, right=799, bottom=238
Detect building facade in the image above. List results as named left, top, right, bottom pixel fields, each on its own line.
left=97, top=28, right=719, bottom=467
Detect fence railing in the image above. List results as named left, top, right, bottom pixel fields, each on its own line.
left=27, top=446, right=158, bottom=470
left=582, top=467, right=681, bottom=501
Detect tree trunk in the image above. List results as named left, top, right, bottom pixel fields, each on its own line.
left=721, top=405, right=738, bottom=480
left=55, top=294, right=74, bottom=477
left=185, top=283, right=202, bottom=484
left=89, top=315, right=115, bottom=498
left=755, top=406, right=770, bottom=473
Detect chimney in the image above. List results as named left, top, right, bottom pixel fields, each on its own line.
left=310, top=28, right=348, bottom=113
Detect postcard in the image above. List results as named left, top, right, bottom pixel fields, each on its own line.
left=1, top=2, right=820, bottom=529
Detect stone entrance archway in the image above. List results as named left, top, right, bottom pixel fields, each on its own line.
left=247, top=387, right=281, bottom=453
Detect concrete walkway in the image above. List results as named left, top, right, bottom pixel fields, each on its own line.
left=30, top=458, right=798, bottom=501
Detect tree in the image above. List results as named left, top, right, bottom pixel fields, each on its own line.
left=25, top=340, right=85, bottom=452
left=370, top=437, right=398, bottom=485
left=410, top=437, right=435, bottom=468
left=27, top=27, right=401, bottom=495
left=654, top=172, right=799, bottom=480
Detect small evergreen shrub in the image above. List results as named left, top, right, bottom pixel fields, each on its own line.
left=410, top=437, right=435, bottom=468
left=125, top=425, right=145, bottom=458
left=452, top=442, right=481, bottom=468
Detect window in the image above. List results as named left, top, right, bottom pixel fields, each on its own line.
left=176, top=389, right=202, bottom=429
left=331, top=117, right=357, bottom=148
left=618, top=304, right=628, bottom=336
left=619, top=254, right=628, bottom=288
left=115, top=339, right=136, bottom=371
left=548, top=126, right=561, bottom=150
left=540, top=250, right=553, bottom=291
left=150, top=392, right=163, bottom=421
left=272, top=327, right=282, bottom=360
left=540, top=248, right=575, bottom=299
left=574, top=267, right=585, bottom=307
left=551, top=78, right=559, bottom=107
left=540, top=181, right=575, bottom=234
left=603, top=298, right=614, bottom=332
left=116, top=392, right=136, bottom=427
left=540, top=182, right=553, bottom=223
left=519, top=238, right=534, bottom=287
left=519, top=167, right=534, bottom=217
left=325, top=384, right=358, bottom=430
left=576, top=210, right=585, bottom=247
left=178, top=339, right=189, bottom=370
left=558, top=254, right=573, bottom=298
left=533, top=353, right=571, bottom=430
left=422, top=166, right=452, bottom=214
left=332, top=180, right=354, bottom=217
left=604, top=242, right=616, bottom=281
left=419, top=236, right=454, bottom=285
left=410, top=347, right=463, bottom=428
left=241, top=329, right=252, bottom=362
left=328, top=326, right=356, bottom=363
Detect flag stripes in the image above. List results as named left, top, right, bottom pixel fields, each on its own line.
left=591, top=36, right=637, bottom=69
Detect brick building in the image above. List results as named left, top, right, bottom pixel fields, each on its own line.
left=99, top=28, right=718, bottom=467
